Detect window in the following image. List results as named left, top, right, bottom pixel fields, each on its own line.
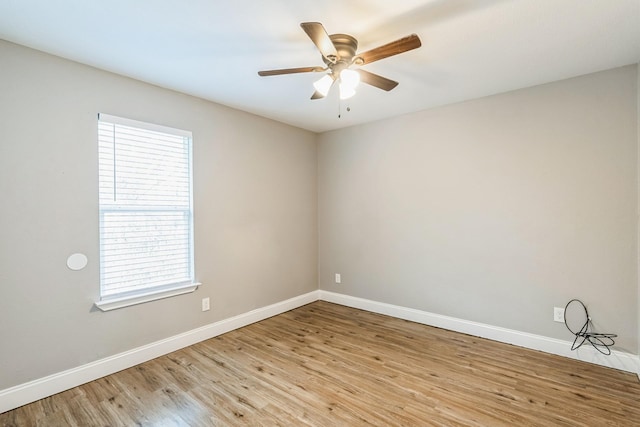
left=95, top=114, right=197, bottom=311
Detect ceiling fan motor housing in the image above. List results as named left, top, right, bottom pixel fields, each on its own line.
left=324, top=34, right=361, bottom=69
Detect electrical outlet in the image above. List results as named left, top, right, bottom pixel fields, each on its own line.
left=335, top=273, right=341, bottom=284
left=553, top=307, right=564, bottom=323
left=202, top=297, right=210, bottom=312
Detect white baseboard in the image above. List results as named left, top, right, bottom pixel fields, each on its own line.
left=3, top=289, right=638, bottom=414
left=0, top=290, right=319, bottom=414
left=318, top=290, right=640, bottom=375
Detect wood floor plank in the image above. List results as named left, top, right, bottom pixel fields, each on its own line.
left=2, top=301, right=639, bottom=426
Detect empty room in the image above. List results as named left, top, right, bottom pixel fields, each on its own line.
left=1, top=0, right=639, bottom=425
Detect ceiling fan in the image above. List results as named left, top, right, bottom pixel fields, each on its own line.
left=258, top=22, right=421, bottom=100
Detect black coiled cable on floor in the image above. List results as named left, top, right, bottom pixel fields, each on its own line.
left=564, top=299, right=616, bottom=355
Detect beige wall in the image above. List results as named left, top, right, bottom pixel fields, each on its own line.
left=0, top=40, right=317, bottom=390
left=318, top=65, right=639, bottom=353
left=1, top=36, right=638, bottom=393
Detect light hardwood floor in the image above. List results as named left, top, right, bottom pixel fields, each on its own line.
left=2, top=301, right=640, bottom=426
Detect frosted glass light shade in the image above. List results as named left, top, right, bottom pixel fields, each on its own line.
left=313, top=75, right=334, bottom=97
left=339, top=84, right=356, bottom=100
left=338, top=69, right=360, bottom=100
left=340, top=69, right=360, bottom=89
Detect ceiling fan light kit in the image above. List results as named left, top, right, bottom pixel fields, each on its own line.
left=313, top=74, right=334, bottom=97
left=258, top=22, right=421, bottom=101
left=339, top=69, right=360, bottom=100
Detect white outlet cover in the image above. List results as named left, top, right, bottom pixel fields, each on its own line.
left=554, top=307, right=565, bottom=322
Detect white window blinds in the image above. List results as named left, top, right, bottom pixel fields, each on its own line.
left=98, top=114, right=194, bottom=301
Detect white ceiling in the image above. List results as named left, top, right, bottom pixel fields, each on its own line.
left=1, top=0, right=638, bottom=133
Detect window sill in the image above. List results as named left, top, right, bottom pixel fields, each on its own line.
left=94, top=282, right=201, bottom=312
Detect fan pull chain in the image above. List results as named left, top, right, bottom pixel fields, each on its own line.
left=337, top=99, right=351, bottom=119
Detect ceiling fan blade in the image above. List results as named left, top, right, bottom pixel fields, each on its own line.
left=357, top=34, right=421, bottom=65
left=310, top=91, right=325, bottom=100
left=300, top=22, right=338, bottom=62
left=356, top=69, right=399, bottom=91
left=258, top=66, right=324, bottom=76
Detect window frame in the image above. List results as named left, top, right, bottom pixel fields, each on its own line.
left=94, top=113, right=199, bottom=311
